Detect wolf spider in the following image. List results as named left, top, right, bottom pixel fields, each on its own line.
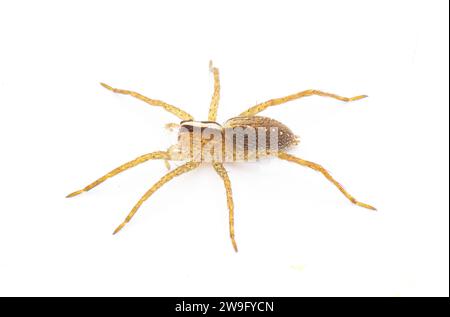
left=67, top=61, right=376, bottom=252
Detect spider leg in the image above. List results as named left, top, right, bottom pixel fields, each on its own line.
left=207, top=61, right=221, bottom=121
left=212, top=163, right=238, bottom=252
left=239, top=89, right=367, bottom=117
left=278, top=152, right=376, bottom=210
left=113, top=161, right=201, bottom=234
left=164, top=160, right=171, bottom=171
left=100, top=83, right=194, bottom=121
left=66, top=151, right=170, bottom=198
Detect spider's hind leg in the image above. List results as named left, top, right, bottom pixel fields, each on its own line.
left=278, top=152, right=376, bottom=210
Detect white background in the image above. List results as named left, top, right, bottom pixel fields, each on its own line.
left=0, top=0, right=448, bottom=297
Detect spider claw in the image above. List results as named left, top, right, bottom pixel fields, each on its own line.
left=351, top=94, right=368, bottom=101
left=100, top=82, right=114, bottom=91
left=113, top=224, right=124, bottom=235
left=66, top=189, right=84, bottom=198
left=356, top=201, right=377, bottom=211
left=209, top=60, right=214, bottom=72
left=232, top=241, right=238, bottom=253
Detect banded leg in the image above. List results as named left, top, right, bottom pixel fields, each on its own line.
left=207, top=61, right=221, bottom=121
left=213, top=163, right=238, bottom=252
left=239, top=89, right=367, bottom=117
left=113, top=161, right=201, bottom=234
left=66, top=151, right=170, bottom=198
left=100, top=83, right=194, bottom=121
left=278, top=152, right=376, bottom=210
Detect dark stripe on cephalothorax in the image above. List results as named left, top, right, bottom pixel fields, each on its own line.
left=179, top=120, right=223, bottom=125
left=180, top=121, right=223, bottom=133
left=180, top=125, right=222, bottom=134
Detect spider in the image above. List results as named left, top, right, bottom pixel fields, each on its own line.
left=67, top=61, right=376, bottom=252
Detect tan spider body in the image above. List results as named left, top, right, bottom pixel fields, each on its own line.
left=167, top=116, right=299, bottom=163
left=67, top=62, right=375, bottom=252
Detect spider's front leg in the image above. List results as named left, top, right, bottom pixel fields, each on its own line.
left=100, top=83, right=194, bottom=121
left=207, top=61, right=221, bottom=121
left=66, top=151, right=171, bottom=198
left=278, top=152, right=376, bottom=210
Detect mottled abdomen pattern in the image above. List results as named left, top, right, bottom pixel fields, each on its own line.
left=224, top=116, right=298, bottom=149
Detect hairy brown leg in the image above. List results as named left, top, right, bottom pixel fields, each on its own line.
left=239, top=89, right=367, bottom=117
left=100, top=83, right=194, bottom=120
left=66, top=151, right=170, bottom=198
left=113, top=161, right=201, bottom=235
left=207, top=61, right=221, bottom=121
left=212, top=162, right=238, bottom=252
left=278, top=152, right=376, bottom=210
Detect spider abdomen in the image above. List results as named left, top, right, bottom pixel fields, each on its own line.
left=221, top=116, right=299, bottom=161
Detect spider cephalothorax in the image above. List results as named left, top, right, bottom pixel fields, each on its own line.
left=67, top=61, right=375, bottom=252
